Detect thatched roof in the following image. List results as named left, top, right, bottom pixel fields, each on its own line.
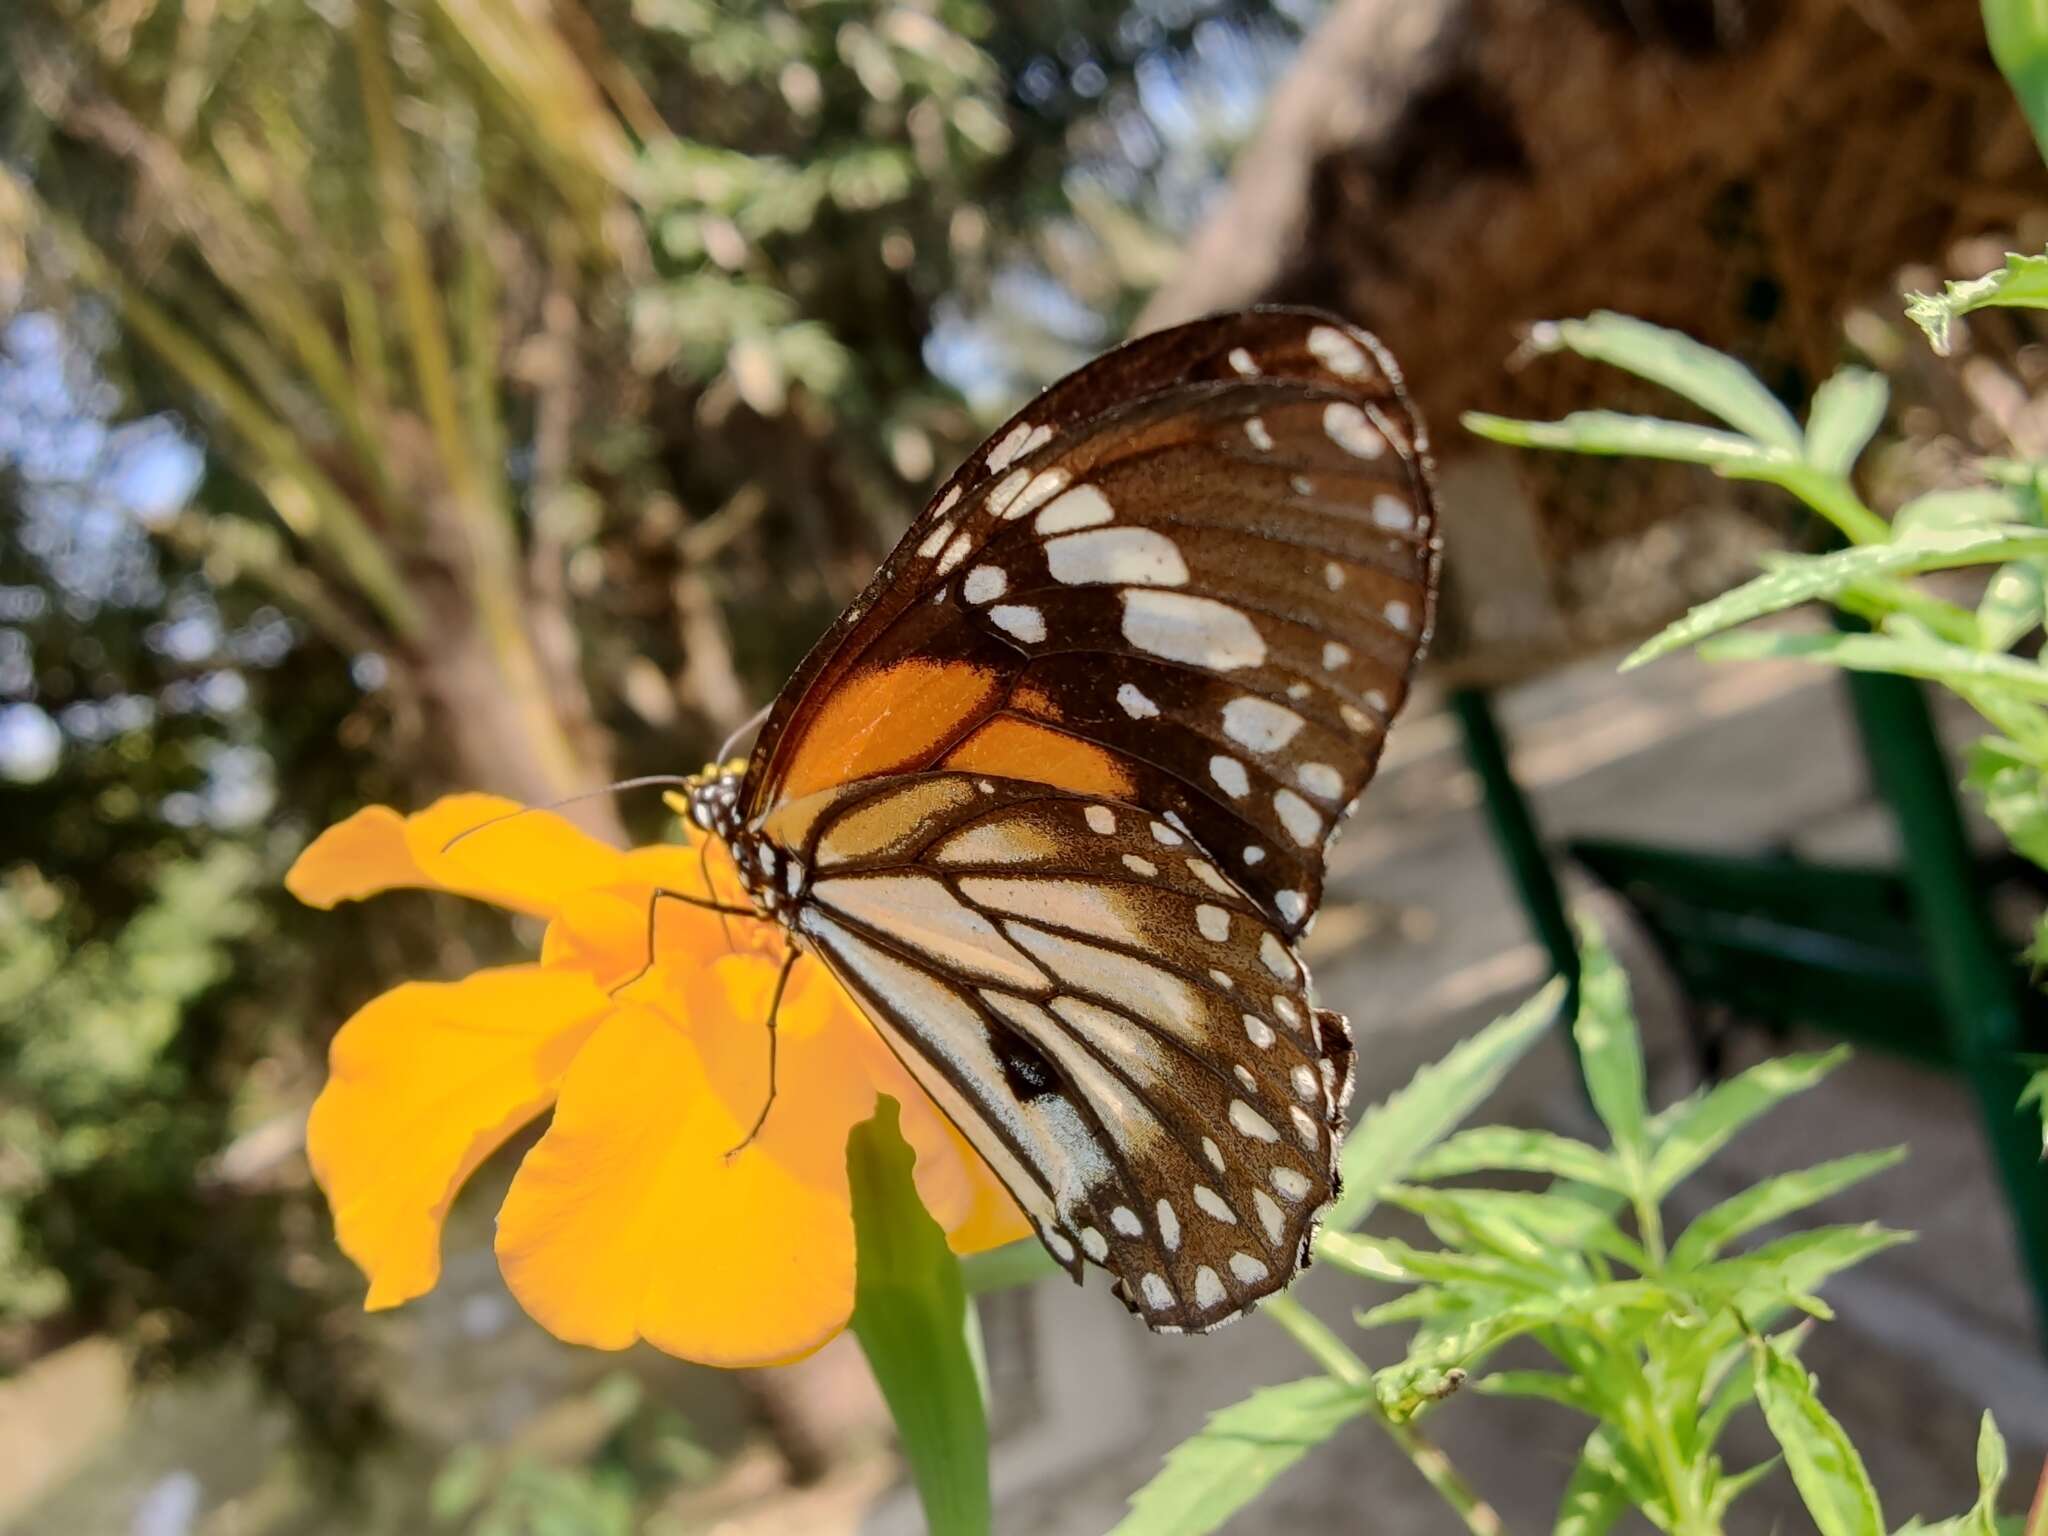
left=1144, top=0, right=2046, bottom=682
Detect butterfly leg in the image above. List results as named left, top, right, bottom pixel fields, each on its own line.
left=611, top=886, right=759, bottom=998
left=726, top=943, right=800, bottom=1157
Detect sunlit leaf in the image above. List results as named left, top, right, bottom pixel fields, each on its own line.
left=1410, top=1125, right=1624, bottom=1190
left=1463, top=409, right=1770, bottom=466
left=1572, top=925, right=1647, bottom=1163
left=1892, top=489, right=2028, bottom=534
left=1965, top=742, right=2048, bottom=872
left=1647, top=1048, right=1848, bottom=1197
left=1751, top=1334, right=1886, bottom=1536
left=1805, top=368, right=1889, bottom=476
left=1327, top=978, right=1560, bottom=1229
left=1107, top=1377, right=1372, bottom=1536
left=1627, top=531, right=2048, bottom=669
left=1670, top=1148, right=1905, bottom=1269
left=1907, top=251, right=2048, bottom=355
left=1699, top=628, right=2048, bottom=701
left=1555, top=1427, right=1657, bottom=1536
left=1527, top=313, right=1805, bottom=451
left=1985, top=0, right=2048, bottom=165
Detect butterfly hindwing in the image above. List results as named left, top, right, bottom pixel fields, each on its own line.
left=763, top=772, right=1350, bottom=1332
left=739, top=307, right=1439, bottom=939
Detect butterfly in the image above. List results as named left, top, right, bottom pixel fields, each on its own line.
left=682, top=307, right=1440, bottom=1333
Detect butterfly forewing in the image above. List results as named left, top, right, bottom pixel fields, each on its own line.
left=713, top=308, right=1440, bottom=1332
left=739, top=308, right=1439, bottom=939
left=765, top=772, right=1352, bottom=1332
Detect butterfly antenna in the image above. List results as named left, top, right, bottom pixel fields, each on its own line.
left=440, top=775, right=697, bottom=854
left=610, top=886, right=761, bottom=999
left=714, top=703, right=773, bottom=769
left=727, top=943, right=799, bottom=1158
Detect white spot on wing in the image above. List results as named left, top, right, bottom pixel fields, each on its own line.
left=1323, top=401, right=1385, bottom=458
left=1195, top=1266, right=1226, bottom=1308
left=936, top=529, right=973, bottom=575
left=1210, top=755, right=1250, bottom=798
left=1290, top=1105, right=1319, bottom=1148
left=1229, top=1251, right=1271, bottom=1285
left=1230, top=1100, right=1281, bottom=1143
left=1188, top=858, right=1235, bottom=896
left=1142, top=1272, right=1173, bottom=1310
left=990, top=604, right=1047, bottom=643
left=917, top=519, right=953, bottom=558
left=1196, top=904, right=1231, bottom=942
left=1045, top=1228, right=1076, bottom=1262
left=1157, top=1199, right=1181, bottom=1251
left=1272, top=1167, right=1311, bottom=1201
left=1384, top=599, right=1414, bottom=634
left=1261, top=931, right=1296, bottom=981
left=963, top=565, right=1007, bottom=604
left=1308, top=324, right=1369, bottom=376
left=1244, top=845, right=1266, bottom=866
left=1194, top=1185, right=1237, bottom=1223
left=1276, top=889, right=1308, bottom=926
left=1244, top=1014, right=1275, bottom=1049
left=1112, top=1205, right=1143, bottom=1236
left=1009, top=467, right=1073, bottom=521
left=1046, top=526, right=1189, bottom=587
left=986, top=420, right=1049, bottom=473
left=1121, top=590, right=1266, bottom=670
left=1372, top=493, right=1415, bottom=531
left=1228, top=346, right=1260, bottom=376
left=985, top=467, right=1032, bottom=517
left=1254, top=1190, right=1286, bottom=1246
left=1080, top=1226, right=1109, bottom=1261
left=1201, top=1137, right=1226, bottom=1174
left=1117, top=682, right=1160, bottom=719
left=1299, top=762, right=1343, bottom=799
left=1034, top=484, right=1114, bottom=533
left=1244, top=415, right=1274, bottom=451
left=1084, top=805, right=1117, bottom=835
left=1122, top=853, right=1157, bottom=877
left=1274, top=788, right=1323, bottom=846
left=1322, top=641, right=1351, bottom=672
left=1292, top=1064, right=1320, bottom=1101
left=1324, top=560, right=1346, bottom=591
left=1221, top=696, right=1304, bottom=753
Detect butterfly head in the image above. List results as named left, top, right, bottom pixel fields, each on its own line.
left=682, top=763, right=746, bottom=847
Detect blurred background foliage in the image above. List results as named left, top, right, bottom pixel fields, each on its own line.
left=0, top=0, right=1313, bottom=1502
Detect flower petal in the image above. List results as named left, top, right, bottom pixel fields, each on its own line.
left=308, top=965, right=611, bottom=1309
left=495, top=995, right=860, bottom=1366
left=285, top=805, right=428, bottom=909
left=287, top=794, right=641, bottom=919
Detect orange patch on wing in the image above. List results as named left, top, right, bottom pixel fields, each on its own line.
left=943, top=718, right=1136, bottom=797
left=1010, top=679, right=1061, bottom=720
left=776, top=660, right=1000, bottom=802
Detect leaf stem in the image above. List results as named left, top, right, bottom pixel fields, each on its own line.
left=1264, top=1296, right=1506, bottom=1536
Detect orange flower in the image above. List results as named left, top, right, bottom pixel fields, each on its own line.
left=287, top=793, right=1028, bottom=1367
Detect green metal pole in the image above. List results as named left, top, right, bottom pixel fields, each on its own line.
left=1837, top=660, right=2048, bottom=1341
left=1449, top=688, right=1582, bottom=1030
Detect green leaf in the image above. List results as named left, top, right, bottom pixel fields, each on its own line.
left=848, top=1097, right=991, bottom=1536
left=1386, top=1185, right=1648, bottom=1272
left=1572, top=924, right=1649, bottom=1164
left=1555, top=1427, right=1654, bottom=1536
left=959, top=1238, right=1058, bottom=1294
left=1806, top=368, right=1889, bottom=476
left=1107, top=1377, right=1372, bottom=1536
left=1532, top=313, right=1805, bottom=451
left=1699, top=628, right=2048, bottom=701
left=1907, top=251, right=2048, bottom=354
left=1319, top=1230, right=1558, bottom=1293
left=1647, top=1047, right=1849, bottom=1196
left=1964, top=1411, right=2009, bottom=1536
left=1978, top=561, right=2045, bottom=653
left=1463, top=409, right=1772, bottom=466
left=1710, top=1456, right=1784, bottom=1522
left=2020, top=1064, right=2048, bottom=1155
left=1409, top=1125, right=1625, bottom=1190
left=1966, top=741, right=2048, bottom=870
left=1751, top=1334, right=1887, bottom=1536
left=1626, top=530, right=2048, bottom=669
left=1327, top=977, right=1560, bottom=1229
left=1371, top=1359, right=1470, bottom=1423
left=1696, top=1223, right=1911, bottom=1316
left=1985, top=0, right=2048, bottom=167
left=1670, top=1148, right=1906, bottom=1269
left=1893, top=489, right=2027, bottom=534
left=1475, top=1368, right=1600, bottom=1415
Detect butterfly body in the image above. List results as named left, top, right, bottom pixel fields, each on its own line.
left=686, top=308, right=1440, bottom=1333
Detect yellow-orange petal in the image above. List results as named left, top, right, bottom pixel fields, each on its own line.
left=308, top=965, right=611, bottom=1309
left=495, top=1001, right=858, bottom=1366
left=405, top=794, right=632, bottom=918
left=286, top=805, right=430, bottom=909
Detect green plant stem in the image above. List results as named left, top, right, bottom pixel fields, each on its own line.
left=1263, top=1296, right=1506, bottom=1536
